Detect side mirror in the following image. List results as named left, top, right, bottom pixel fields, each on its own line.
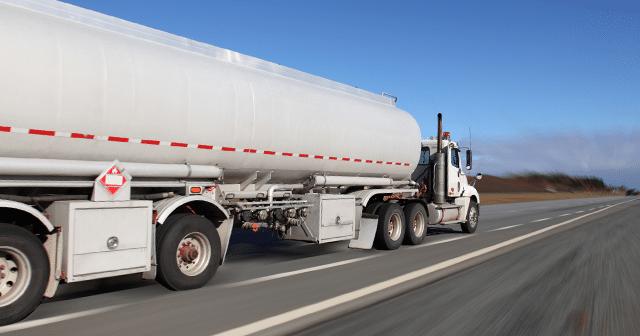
left=471, top=173, right=482, bottom=186
left=466, top=149, right=472, bottom=170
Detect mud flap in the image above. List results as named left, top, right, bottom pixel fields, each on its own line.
left=218, top=218, right=234, bottom=264
left=349, top=214, right=378, bottom=249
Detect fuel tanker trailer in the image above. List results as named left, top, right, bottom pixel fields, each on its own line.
left=0, top=0, right=481, bottom=325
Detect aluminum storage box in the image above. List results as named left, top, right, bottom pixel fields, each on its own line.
left=46, top=200, right=153, bottom=282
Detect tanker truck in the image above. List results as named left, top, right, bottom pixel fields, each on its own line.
left=0, top=0, right=480, bottom=325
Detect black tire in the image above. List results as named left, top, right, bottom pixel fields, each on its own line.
left=363, top=202, right=384, bottom=215
left=156, top=214, right=221, bottom=291
left=0, top=223, right=50, bottom=326
left=373, top=203, right=406, bottom=250
left=461, top=200, right=479, bottom=233
left=403, top=203, right=427, bottom=245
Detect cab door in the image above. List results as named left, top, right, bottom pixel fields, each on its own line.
left=447, top=146, right=462, bottom=197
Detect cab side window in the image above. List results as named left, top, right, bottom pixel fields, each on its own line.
left=451, top=148, right=460, bottom=168
left=419, top=147, right=430, bottom=164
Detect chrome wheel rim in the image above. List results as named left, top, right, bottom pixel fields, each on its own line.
left=388, top=213, right=402, bottom=241
left=469, top=207, right=478, bottom=228
left=175, top=232, right=211, bottom=277
left=0, top=246, right=31, bottom=307
left=413, top=211, right=425, bottom=237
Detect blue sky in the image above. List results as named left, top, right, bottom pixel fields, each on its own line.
left=61, top=0, right=639, bottom=189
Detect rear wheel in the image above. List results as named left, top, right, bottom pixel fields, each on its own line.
left=373, top=203, right=405, bottom=250
left=156, top=214, right=221, bottom=290
left=461, top=200, right=478, bottom=233
left=363, top=202, right=384, bottom=215
left=403, top=203, right=427, bottom=245
left=0, top=224, right=49, bottom=326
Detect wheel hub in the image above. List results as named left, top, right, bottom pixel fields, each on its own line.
left=0, top=248, right=27, bottom=304
left=175, top=233, right=211, bottom=277
left=179, top=242, right=199, bottom=263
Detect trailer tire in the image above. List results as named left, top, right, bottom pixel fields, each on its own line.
left=0, top=223, right=49, bottom=326
left=403, top=203, right=427, bottom=245
left=461, top=200, right=478, bottom=233
left=373, top=203, right=405, bottom=250
left=363, top=202, right=383, bottom=215
left=156, top=214, right=221, bottom=291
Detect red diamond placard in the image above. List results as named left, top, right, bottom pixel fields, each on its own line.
left=99, top=165, right=127, bottom=195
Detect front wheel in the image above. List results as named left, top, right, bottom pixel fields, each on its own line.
left=373, top=203, right=406, bottom=250
left=156, top=214, right=221, bottom=291
left=0, top=223, right=50, bottom=326
left=460, top=200, right=479, bottom=233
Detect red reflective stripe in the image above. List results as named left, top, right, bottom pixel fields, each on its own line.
left=29, top=129, right=55, bottom=136
left=108, top=136, right=129, bottom=142
left=404, top=163, right=410, bottom=166
left=71, top=133, right=93, bottom=139
left=6, top=125, right=401, bottom=167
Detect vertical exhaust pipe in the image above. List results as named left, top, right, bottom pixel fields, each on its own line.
left=433, top=113, right=446, bottom=204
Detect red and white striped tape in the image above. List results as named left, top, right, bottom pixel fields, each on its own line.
left=0, top=126, right=411, bottom=166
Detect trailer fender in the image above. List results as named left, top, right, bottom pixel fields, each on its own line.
left=0, top=199, right=54, bottom=232
left=154, top=196, right=230, bottom=225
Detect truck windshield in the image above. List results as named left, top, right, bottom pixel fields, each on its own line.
left=419, top=147, right=430, bottom=164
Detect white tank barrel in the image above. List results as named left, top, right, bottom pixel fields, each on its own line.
left=0, top=0, right=421, bottom=183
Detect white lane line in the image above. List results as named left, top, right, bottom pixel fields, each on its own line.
left=530, top=217, right=551, bottom=223
left=489, top=224, right=524, bottom=232
left=589, top=208, right=595, bottom=211
left=408, top=236, right=469, bottom=249
left=213, top=199, right=636, bottom=336
left=575, top=211, right=584, bottom=214
left=558, top=213, right=571, bottom=217
left=219, top=256, right=378, bottom=288
left=0, top=305, right=127, bottom=333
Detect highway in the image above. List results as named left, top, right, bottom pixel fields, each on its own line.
left=1, top=195, right=638, bottom=335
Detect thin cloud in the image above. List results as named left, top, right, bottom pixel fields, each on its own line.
left=469, top=129, right=640, bottom=189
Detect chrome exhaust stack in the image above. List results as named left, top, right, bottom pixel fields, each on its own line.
left=433, top=113, right=446, bottom=204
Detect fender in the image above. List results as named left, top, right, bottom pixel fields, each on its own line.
left=0, top=199, right=54, bottom=232
left=349, top=188, right=419, bottom=208
left=154, top=195, right=229, bottom=225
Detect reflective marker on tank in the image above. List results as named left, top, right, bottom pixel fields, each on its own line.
left=0, top=125, right=411, bottom=167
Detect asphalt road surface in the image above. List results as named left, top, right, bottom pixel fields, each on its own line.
left=1, top=195, right=638, bottom=336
